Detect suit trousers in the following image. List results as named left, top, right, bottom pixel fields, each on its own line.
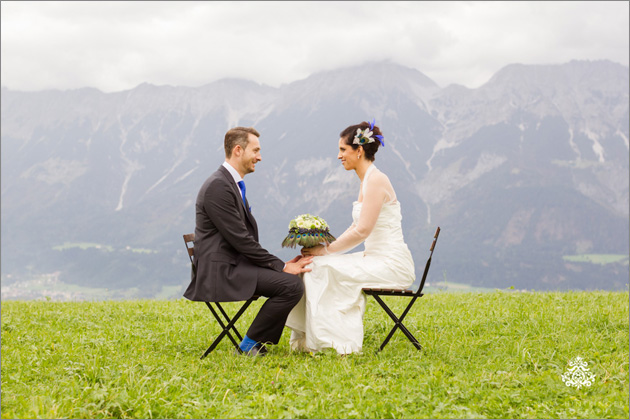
left=246, top=268, right=304, bottom=344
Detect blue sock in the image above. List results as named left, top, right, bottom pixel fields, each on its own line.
left=239, top=335, right=258, bottom=352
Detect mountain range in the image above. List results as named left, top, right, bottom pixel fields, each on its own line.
left=1, top=59, right=628, bottom=299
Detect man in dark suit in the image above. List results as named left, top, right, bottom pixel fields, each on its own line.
left=184, top=127, right=312, bottom=356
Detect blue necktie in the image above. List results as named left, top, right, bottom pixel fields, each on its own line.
left=237, top=180, right=247, bottom=207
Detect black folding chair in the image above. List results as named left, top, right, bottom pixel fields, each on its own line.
left=183, top=233, right=259, bottom=359
left=363, top=226, right=440, bottom=351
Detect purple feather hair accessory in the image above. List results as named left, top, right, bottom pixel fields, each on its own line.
left=369, top=118, right=385, bottom=147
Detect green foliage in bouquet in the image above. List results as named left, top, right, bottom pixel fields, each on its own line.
left=281, top=214, right=336, bottom=248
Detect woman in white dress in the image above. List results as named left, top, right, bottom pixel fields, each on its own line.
left=286, top=120, right=415, bottom=355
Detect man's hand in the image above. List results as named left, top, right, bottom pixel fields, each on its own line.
left=283, top=255, right=313, bottom=275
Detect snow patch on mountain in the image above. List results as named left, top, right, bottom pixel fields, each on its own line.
left=388, top=141, right=416, bottom=181
left=584, top=128, right=606, bottom=163
left=616, top=129, right=629, bottom=149
left=426, top=136, right=457, bottom=171
left=20, top=158, right=87, bottom=186
left=418, top=152, right=507, bottom=206
left=144, top=117, right=201, bottom=196
left=567, top=128, right=581, bottom=160
left=294, top=157, right=333, bottom=177
left=174, top=167, right=198, bottom=184
left=115, top=118, right=144, bottom=211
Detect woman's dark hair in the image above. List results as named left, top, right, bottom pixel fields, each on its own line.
left=339, top=121, right=383, bottom=162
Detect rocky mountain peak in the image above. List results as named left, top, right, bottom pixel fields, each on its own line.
left=1, top=60, right=628, bottom=298
left=277, top=61, right=440, bottom=110
left=484, top=59, right=629, bottom=94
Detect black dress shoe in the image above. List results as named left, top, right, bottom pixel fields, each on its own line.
left=235, top=344, right=268, bottom=357
left=249, top=345, right=268, bottom=356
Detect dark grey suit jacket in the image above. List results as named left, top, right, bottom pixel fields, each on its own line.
left=183, top=165, right=285, bottom=302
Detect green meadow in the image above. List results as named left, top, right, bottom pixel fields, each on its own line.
left=2, top=291, right=628, bottom=419
left=562, top=254, right=629, bottom=265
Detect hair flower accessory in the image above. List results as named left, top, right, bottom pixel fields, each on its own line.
left=353, top=119, right=385, bottom=147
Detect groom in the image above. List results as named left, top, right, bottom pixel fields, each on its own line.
left=184, top=127, right=312, bottom=356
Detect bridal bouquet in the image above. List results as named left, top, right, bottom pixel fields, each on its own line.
left=281, top=214, right=336, bottom=248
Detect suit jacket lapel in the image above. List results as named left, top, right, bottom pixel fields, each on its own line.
left=218, top=166, right=257, bottom=229
left=246, top=197, right=259, bottom=240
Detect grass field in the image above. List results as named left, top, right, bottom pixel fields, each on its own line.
left=52, top=242, right=116, bottom=252
left=1, top=291, right=628, bottom=419
left=562, top=254, right=629, bottom=266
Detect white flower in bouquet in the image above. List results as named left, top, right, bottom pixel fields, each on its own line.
left=282, top=214, right=336, bottom=248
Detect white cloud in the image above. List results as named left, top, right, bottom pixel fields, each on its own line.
left=1, top=1, right=628, bottom=92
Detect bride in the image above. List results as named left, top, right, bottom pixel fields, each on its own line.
left=286, top=120, right=415, bottom=355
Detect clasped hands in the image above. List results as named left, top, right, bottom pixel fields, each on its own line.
left=283, top=255, right=313, bottom=275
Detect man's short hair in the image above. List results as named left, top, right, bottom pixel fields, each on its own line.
left=224, top=127, right=260, bottom=158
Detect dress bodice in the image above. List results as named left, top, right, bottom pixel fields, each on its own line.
left=352, top=200, right=408, bottom=255
left=352, top=164, right=411, bottom=257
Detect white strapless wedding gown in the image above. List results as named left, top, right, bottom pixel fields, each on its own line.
left=286, top=197, right=415, bottom=354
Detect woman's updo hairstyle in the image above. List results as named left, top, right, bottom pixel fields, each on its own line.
left=339, top=121, right=383, bottom=162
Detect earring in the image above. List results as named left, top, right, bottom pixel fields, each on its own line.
left=357, top=154, right=361, bottom=159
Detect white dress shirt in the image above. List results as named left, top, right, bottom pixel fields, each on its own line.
left=222, top=161, right=242, bottom=186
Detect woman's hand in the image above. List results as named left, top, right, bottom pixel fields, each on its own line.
left=301, top=245, right=326, bottom=256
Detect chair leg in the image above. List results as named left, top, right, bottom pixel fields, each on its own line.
left=216, top=302, right=245, bottom=342
left=371, top=295, right=422, bottom=351
left=201, top=300, right=254, bottom=359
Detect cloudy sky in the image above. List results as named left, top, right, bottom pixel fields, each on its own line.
left=1, top=1, right=628, bottom=93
